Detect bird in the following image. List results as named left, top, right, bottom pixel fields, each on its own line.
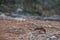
left=29, top=23, right=46, bottom=34
left=34, top=27, right=46, bottom=34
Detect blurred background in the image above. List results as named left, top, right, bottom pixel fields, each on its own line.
left=0, top=0, right=60, bottom=21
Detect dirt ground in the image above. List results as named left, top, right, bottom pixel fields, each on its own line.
left=0, top=18, right=60, bottom=40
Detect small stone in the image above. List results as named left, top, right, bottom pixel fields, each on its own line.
left=47, top=34, right=58, bottom=40
left=48, top=25, right=52, bottom=27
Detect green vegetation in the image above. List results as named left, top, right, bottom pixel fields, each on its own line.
left=0, top=0, right=60, bottom=16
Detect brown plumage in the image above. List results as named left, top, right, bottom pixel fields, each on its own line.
left=35, top=27, right=46, bottom=34
left=30, top=23, right=46, bottom=34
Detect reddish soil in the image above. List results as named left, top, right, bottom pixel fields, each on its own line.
left=0, top=18, right=60, bottom=40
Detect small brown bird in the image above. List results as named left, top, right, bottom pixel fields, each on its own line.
left=34, top=27, right=46, bottom=34
left=30, top=23, right=46, bottom=34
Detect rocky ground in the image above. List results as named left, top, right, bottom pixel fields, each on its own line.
left=0, top=18, right=60, bottom=40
